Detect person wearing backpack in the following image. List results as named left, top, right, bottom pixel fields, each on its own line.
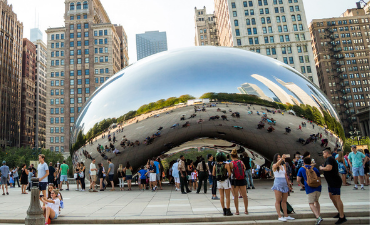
left=230, top=149, right=248, bottom=215
left=212, top=152, right=233, bottom=216
left=297, top=157, right=323, bottom=225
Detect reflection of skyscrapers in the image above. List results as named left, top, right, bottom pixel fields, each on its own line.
left=238, top=83, right=272, bottom=101
left=251, top=74, right=293, bottom=105
left=275, top=78, right=319, bottom=109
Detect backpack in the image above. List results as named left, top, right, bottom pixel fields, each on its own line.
left=303, top=166, right=321, bottom=188
left=215, top=163, right=227, bottom=181
left=280, top=201, right=295, bottom=214
left=232, top=160, right=245, bottom=180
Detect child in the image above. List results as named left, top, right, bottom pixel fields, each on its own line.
left=138, top=166, right=147, bottom=191
left=191, top=170, right=198, bottom=190
left=9, top=173, right=14, bottom=188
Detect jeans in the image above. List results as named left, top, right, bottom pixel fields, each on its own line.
left=245, top=169, right=254, bottom=188
left=197, top=172, right=207, bottom=193
left=14, top=177, right=20, bottom=187
left=118, top=178, right=124, bottom=188
left=208, top=174, right=213, bottom=185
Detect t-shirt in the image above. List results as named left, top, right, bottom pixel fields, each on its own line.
left=90, top=163, right=97, bottom=176
left=0, top=165, right=9, bottom=178
left=172, top=162, right=179, bottom=178
left=108, top=163, right=114, bottom=175
left=37, top=163, right=49, bottom=183
left=348, top=151, right=365, bottom=168
left=323, top=156, right=342, bottom=188
left=208, top=161, right=214, bottom=175
left=241, top=157, right=251, bottom=170
left=60, top=164, right=69, bottom=176
left=153, top=161, right=160, bottom=174
left=138, top=169, right=147, bottom=179
left=47, top=198, right=60, bottom=216
left=149, top=165, right=156, bottom=173
left=48, top=166, right=56, bottom=180
left=13, top=169, right=18, bottom=178
left=297, top=165, right=322, bottom=194
left=191, top=171, right=198, bottom=180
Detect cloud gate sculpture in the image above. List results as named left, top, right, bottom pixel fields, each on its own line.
left=71, top=46, right=344, bottom=174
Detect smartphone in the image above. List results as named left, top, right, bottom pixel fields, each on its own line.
left=285, top=154, right=290, bottom=158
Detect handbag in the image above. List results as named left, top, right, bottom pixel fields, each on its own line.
left=79, top=171, right=84, bottom=178
left=74, top=173, right=78, bottom=179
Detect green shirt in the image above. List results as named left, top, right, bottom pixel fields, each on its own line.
left=60, top=164, right=69, bottom=176
left=348, top=151, right=365, bottom=168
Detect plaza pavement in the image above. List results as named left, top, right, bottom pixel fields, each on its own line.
left=0, top=179, right=368, bottom=224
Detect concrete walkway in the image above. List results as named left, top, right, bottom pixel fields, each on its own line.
left=0, top=179, right=368, bottom=224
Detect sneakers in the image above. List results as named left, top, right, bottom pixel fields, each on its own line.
left=76, top=189, right=79, bottom=191
left=335, top=216, right=347, bottom=224
left=361, top=187, right=365, bottom=190
left=284, top=216, right=295, bottom=220
left=316, top=217, right=323, bottom=225
left=278, top=217, right=287, bottom=222
left=252, top=186, right=255, bottom=189
left=333, top=213, right=339, bottom=218
left=212, top=196, right=220, bottom=200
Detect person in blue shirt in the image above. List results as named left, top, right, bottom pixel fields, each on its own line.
left=297, top=157, right=323, bottom=225
left=137, top=166, right=148, bottom=191
left=153, top=159, right=161, bottom=190
left=348, top=145, right=367, bottom=190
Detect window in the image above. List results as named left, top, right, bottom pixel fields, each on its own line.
left=105, top=68, right=109, bottom=73
left=297, top=14, right=301, bottom=21
left=86, top=88, right=90, bottom=94
left=260, top=9, right=264, bottom=15
left=84, top=40, right=89, bottom=46
left=234, top=20, right=239, bottom=26
left=70, top=41, right=74, bottom=47
left=77, top=88, right=82, bottom=94
left=77, top=70, right=82, bottom=76
left=268, top=26, right=273, bottom=33
left=85, top=49, right=89, bottom=55
left=295, top=5, right=300, bottom=11
left=282, top=16, right=286, bottom=22
left=280, top=35, right=284, bottom=42
left=77, top=2, right=81, bottom=9
left=283, top=57, right=288, bottom=64
left=272, top=48, right=276, bottom=55
left=100, top=77, right=105, bottom=83
left=292, top=15, right=296, bottom=21
left=70, top=117, right=75, bottom=123
left=85, top=69, right=90, bottom=75
left=297, top=46, right=302, bottom=53
left=261, top=17, right=265, bottom=24
left=299, top=24, right=303, bottom=31
left=289, top=57, right=294, bottom=64
left=290, top=6, right=294, bottom=12
left=84, top=32, right=89, bottom=37
left=264, top=36, right=269, bottom=43
left=254, top=37, right=259, bottom=44
left=70, top=24, right=74, bottom=30
left=280, top=7, right=284, bottom=13
left=250, top=9, right=254, bottom=15
left=278, top=26, right=282, bottom=32
left=266, top=48, right=271, bottom=55
left=77, top=79, right=82, bottom=85
left=77, top=15, right=80, bottom=20
left=246, top=19, right=250, bottom=25
left=232, top=2, right=236, bottom=8
left=104, top=30, right=108, bottom=35
left=245, top=10, right=249, bottom=16
left=283, top=25, right=288, bottom=32
left=70, top=80, right=74, bottom=85
left=78, top=97, right=82, bottom=103
left=293, top=24, right=298, bottom=31
left=276, top=16, right=281, bottom=23
left=51, top=43, right=54, bottom=49
left=265, top=8, right=269, bottom=14
left=249, top=38, right=253, bottom=45
left=307, top=66, right=312, bottom=73
left=285, top=35, right=290, bottom=41
left=84, top=14, right=87, bottom=19
left=105, top=56, right=108, bottom=62
left=233, top=11, right=237, bottom=17
left=252, top=18, right=256, bottom=25
left=263, top=27, right=267, bottom=34
left=70, top=3, right=75, bottom=10
left=77, top=58, right=82, bottom=64
left=70, top=89, right=75, bottom=95
left=299, top=56, right=304, bottom=63
left=84, top=23, right=89, bottom=28
left=253, top=28, right=257, bottom=34
left=301, top=66, right=306, bottom=73
left=247, top=28, right=252, bottom=35
left=70, top=59, right=74, bottom=65
left=249, top=1, right=253, bottom=6
left=83, top=1, right=88, bottom=9
left=258, top=0, right=262, bottom=6
left=95, top=77, right=99, bottom=83
left=70, top=71, right=75, bottom=76
left=85, top=79, right=90, bottom=84
left=77, top=41, right=81, bottom=46
left=270, top=36, right=274, bottom=43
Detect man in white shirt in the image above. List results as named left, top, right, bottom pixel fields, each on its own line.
left=38, top=154, right=49, bottom=197
left=89, top=159, right=98, bottom=192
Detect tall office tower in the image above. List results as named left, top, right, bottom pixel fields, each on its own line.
left=194, top=6, right=219, bottom=46
left=33, top=39, right=47, bottom=149
left=309, top=5, right=370, bottom=134
left=45, top=0, right=129, bottom=153
left=0, top=0, right=23, bottom=148
left=136, top=31, right=168, bottom=61
left=21, top=39, right=36, bottom=148
left=214, top=0, right=318, bottom=85
left=30, top=28, right=43, bottom=42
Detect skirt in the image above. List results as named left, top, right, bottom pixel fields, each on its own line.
left=271, top=177, right=289, bottom=193
left=230, top=179, right=247, bottom=186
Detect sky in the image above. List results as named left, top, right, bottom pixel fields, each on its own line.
left=8, top=0, right=362, bottom=63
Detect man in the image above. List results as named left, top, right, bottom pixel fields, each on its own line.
left=107, top=159, right=115, bottom=191
left=241, top=152, right=255, bottom=189
left=153, top=158, right=162, bottom=190
left=348, top=145, right=366, bottom=190
left=149, top=160, right=157, bottom=191
left=297, top=158, right=323, bottom=225
left=320, top=149, right=346, bottom=224
left=0, top=161, right=10, bottom=195
left=178, top=155, right=191, bottom=194
left=89, top=158, right=98, bottom=192
left=172, top=159, right=180, bottom=191
left=37, top=154, right=49, bottom=197
left=48, top=162, right=55, bottom=184
left=59, top=160, right=69, bottom=191
left=12, top=167, right=20, bottom=188
left=208, top=154, right=219, bottom=200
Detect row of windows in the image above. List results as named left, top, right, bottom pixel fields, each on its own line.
left=50, top=89, right=64, bottom=96
left=70, top=107, right=82, bottom=113
left=50, top=117, right=65, bottom=124
left=50, top=127, right=64, bottom=133
left=70, top=97, right=89, bottom=104
left=94, top=30, right=108, bottom=36
left=317, top=18, right=368, bottom=27
left=94, top=38, right=108, bottom=45
left=50, top=108, right=64, bottom=115
left=95, top=69, right=110, bottom=74
left=70, top=2, right=88, bottom=10
left=69, top=23, right=89, bottom=30
left=70, top=58, right=90, bottom=64
left=70, top=32, right=89, bottom=38
left=51, top=42, right=64, bottom=49
left=233, top=7, right=300, bottom=17
left=70, top=79, right=90, bottom=85
left=94, top=56, right=109, bottom=63
left=50, top=60, right=64, bottom=66
left=51, top=51, right=65, bottom=57
left=50, top=98, right=64, bottom=105
left=49, top=146, right=64, bottom=152
left=70, top=14, right=88, bottom=20
left=70, top=88, right=90, bottom=94
left=51, top=34, right=65, bottom=40
left=70, top=70, right=90, bottom=76
left=50, top=80, right=64, bottom=86
left=70, top=40, right=89, bottom=47
left=95, top=77, right=109, bottom=83
left=70, top=49, right=89, bottom=55
left=50, top=72, right=65, bottom=77
left=49, top=137, right=65, bottom=143
left=243, top=14, right=302, bottom=26
left=236, top=0, right=299, bottom=8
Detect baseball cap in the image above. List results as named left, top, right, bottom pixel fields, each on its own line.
left=351, top=145, right=356, bottom=148
left=2, top=161, right=6, bottom=164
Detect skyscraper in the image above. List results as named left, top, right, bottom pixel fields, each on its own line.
left=214, top=0, right=319, bottom=85
left=30, top=28, right=43, bottom=42
left=45, top=0, right=129, bottom=153
left=0, top=0, right=23, bottom=148
left=309, top=5, right=370, bottom=134
left=136, top=31, right=168, bottom=60
left=194, top=6, right=219, bottom=46
left=238, top=82, right=272, bottom=101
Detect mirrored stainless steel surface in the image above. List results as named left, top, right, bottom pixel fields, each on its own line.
left=71, top=47, right=343, bottom=171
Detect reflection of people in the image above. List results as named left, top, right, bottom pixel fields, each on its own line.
left=267, top=126, right=275, bottom=133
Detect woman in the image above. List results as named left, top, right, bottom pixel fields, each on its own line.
left=187, top=160, right=194, bottom=191
left=196, top=157, right=209, bottom=194
left=271, top=153, right=294, bottom=222
left=80, top=162, right=86, bottom=191
left=212, top=152, right=233, bottom=216
left=54, top=164, right=60, bottom=188
left=336, top=152, right=349, bottom=186
left=123, top=162, right=133, bottom=190
left=75, top=162, right=81, bottom=191
left=117, top=164, right=125, bottom=191
left=98, top=163, right=105, bottom=191
left=20, top=164, right=29, bottom=194
left=364, top=149, right=370, bottom=186
left=46, top=184, right=55, bottom=199
left=229, top=149, right=248, bottom=215
left=40, top=189, right=61, bottom=224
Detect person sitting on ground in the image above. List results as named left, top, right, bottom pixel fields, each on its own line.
left=284, top=127, right=291, bottom=134
left=267, top=126, right=275, bottom=133
left=40, top=189, right=61, bottom=224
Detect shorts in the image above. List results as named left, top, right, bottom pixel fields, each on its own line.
left=217, top=179, right=231, bottom=190
left=328, top=187, right=341, bottom=196
left=352, top=166, right=364, bottom=176
left=141, top=179, right=147, bottom=184
left=60, top=175, right=68, bottom=182
left=150, top=173, right=157, bottom=182
left=39, top=182, right=48, bottom=191
left=174, top=177, right=180, bottom=183
left=1, top=176, right=7, bottom=185
left=156, top=173, right=161, bottom=181
left=192, top=179, right=196, bottom=183
left=307, top=191, right=321, bottom=204
left=109, top=174, right=114, bottom=181
left=91, top=175, right=96, bottom=182
left=53, top=213, right=58, bottom=219
left=230, top=179, right=247, bottom=186
left=126, top=175, right=132, bottom=180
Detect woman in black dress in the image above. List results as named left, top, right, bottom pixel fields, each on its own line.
left=80, top=162, right=86, bottom=191
left=75, top=162, right=81, bottom=191
left=20, top=164, right=29, bottom=194
left=98, top=163, right=105, bottom=191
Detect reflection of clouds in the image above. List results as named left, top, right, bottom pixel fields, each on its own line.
left=251, top=74, right=293, bottom=104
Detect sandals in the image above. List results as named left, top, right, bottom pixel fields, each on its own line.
left=245, top=211, right=249, bottom=215
left=235, top=212, right=240, bottom=215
